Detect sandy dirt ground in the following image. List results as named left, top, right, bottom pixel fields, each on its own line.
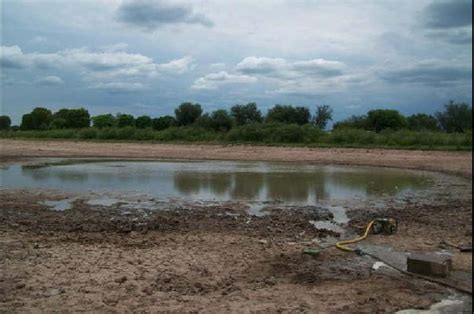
left=0, top=140, right=472, bottom=313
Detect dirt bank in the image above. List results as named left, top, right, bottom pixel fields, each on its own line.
left=1, top=189, right=472, bottom=313
left=0, top=139, right=472, bottom=177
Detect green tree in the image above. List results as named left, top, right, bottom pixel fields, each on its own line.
left=116, top=114, right=135, bottom=128
left=195, top=113, right=213, bottom=129
left=435, top=101, right=473, bottom=133
left=20, top=107, right=53, bottom=130
left=366, top=109, right=406, bottom=133
left=66, top=108, right=90, bottom=128
left=0, top=115, right=12, bottom=130
left=230, top=103, right=262, bottom=125
left=314, top=105, right=333, bottom=130
left=135, top=115, right=152, bottom=129
left=407, top=114, right=440, bottom=131
left=175, top=102, right=202, bottom=126
left=210, top=109, right=233, bottom=131
left=266, top=105, right=310, bottom=125
left=52, top=108, right=90, bottom=128
left=152, top=116, right=176, bottom=131
left=92, top=114, right=116, bottom=129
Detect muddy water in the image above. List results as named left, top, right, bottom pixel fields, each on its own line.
left=1, top=160, right=433, bottom=204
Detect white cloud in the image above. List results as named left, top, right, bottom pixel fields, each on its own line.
left=1, top=45, right=194, bottom=91
left=156, top=56, right=194, bottom=74
left=235, top=56, right=346, bottom=79
left=192, top=71, right=257, bottom=90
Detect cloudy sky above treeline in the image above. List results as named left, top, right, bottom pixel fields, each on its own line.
left=1, top=0, right=472, bottom=123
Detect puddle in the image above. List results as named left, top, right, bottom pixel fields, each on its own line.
left=247, top=203, right=268, bottom=217
left=397, top=297, right=471, bottom=313
left=86, top=197, right=120, bottom=207
left=1, top=160, right=434, bottom=206
left=310, top=220, right=345, bottom=234
left=42, top=199, right=74, bottom=211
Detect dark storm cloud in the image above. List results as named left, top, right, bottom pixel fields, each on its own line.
left=380, top=62, right=472, bottom=86
left=115, top=0, right=213, bottom=31
left=423, top=0, right=472, bottom=29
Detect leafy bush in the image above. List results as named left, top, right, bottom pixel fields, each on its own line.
left=0, top=115, right=11, bottom=130
left=436, top=101, right=473, bottom=133
left=230, top=103, right=262, bottom=125
left=175, top=102, right=202, bottom=126
left=366, top=109, right=407, bottom=133
left=78, top=128, right=97, bottom=139
left=152, top=116, right=176, bottom=131
left=135, top=116, right=152, bottom=129
left=266, top=105, right=310, bottom=125
left=116, top=114, right=135, bottom=128
left=21, top=107, right=53, bottom=130
left=92, top=114, right=116, bottom=129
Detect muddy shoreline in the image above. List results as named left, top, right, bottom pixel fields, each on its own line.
left=1, top=141, right=472, bottom=312
left=1, top=139, right=472, bottom=177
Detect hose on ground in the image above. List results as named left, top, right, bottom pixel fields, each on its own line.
left=335, top=220, right=473, bottom=295
left=336, top=220, right=376, bottom=252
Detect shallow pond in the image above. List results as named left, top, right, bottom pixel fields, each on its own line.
left=1, top=160, right=433, bottom=204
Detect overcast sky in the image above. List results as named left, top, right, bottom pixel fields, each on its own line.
left=1, top=0, right=472, bottom=124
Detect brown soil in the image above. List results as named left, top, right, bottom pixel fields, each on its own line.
left=0, top=140, right=472, bottom=313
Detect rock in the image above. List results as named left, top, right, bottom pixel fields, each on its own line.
left=15, top=283, right=26, bottom=289
left=33, top=243, right=39, bottom=249
left=46, top=288, right=65, bottom=297
left=114, top=276, right=127, bottom=284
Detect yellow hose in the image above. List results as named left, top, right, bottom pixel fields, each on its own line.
left=336, top=220, right=376, bottom=252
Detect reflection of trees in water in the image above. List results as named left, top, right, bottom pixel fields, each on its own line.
left=231, top=173, right=264, bottom=199
left=22, top=166, right=90, bottom=183
left=173, top=171, right=329, bottom=202
left=327, top=171, right=430, bottom=196
left=173, top=173, right=202, bottom=194
left=265, top=172, right=329, bottom=202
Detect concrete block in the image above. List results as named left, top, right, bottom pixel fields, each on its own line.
left=407, top=253, right=452, bottom=278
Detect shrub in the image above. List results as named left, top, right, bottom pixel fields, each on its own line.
left=266, top=105, right=310, bottom=125
left=97, top=128, right=118, bottom=140
left=0, top=115, right=12, bottom=130
left=21, top=107, right=53, bottom=130
left=135, top=116, right=152, bottom=129
left=436, top=101, right=473, bottom=133
left=116, top=114, right=135, bottom=128
left=210, top=109, right=233, bottom=131
left=175, top=102, right=202, bottom=126
left=230, top=103, right=262, bottom=125
left=366, top=109, right=407, bottom=133
left=227, top=123, right=265, bottom=142
left=78, top=128, right=98, bottom=139
left=152, top=116, right=176, bottom=131
left=92, top=114, right=116, bottom=129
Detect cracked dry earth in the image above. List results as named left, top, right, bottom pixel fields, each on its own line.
left=0, top=141, right=472, bottom=313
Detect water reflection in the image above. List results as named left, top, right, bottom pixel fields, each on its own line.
left=2, top=160, right=433, bottom=204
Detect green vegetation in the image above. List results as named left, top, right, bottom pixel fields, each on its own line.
left=1, top=101, right=472, bottom=150
left=0, top=115, right=11, bottom=130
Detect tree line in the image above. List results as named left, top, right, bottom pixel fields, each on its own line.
left=0, top=101, right=472, bottom=134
